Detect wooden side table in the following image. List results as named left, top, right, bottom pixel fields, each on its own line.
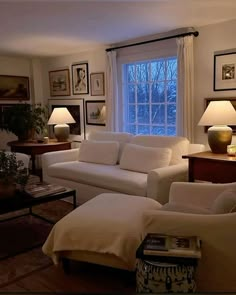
left=8, top=140, right=71, bottom=175
left=182, top=151, right=236, bottom=183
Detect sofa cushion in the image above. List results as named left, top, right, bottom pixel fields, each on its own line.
left=211, top=189, right=236, bottom=214
left=130, top=135, right=189, bottom=165
left=78, top=140, right=119, bottom=165
left=119, top=143, right=172, bottom=173
left=42, top=193, right=162, bottom=270
left=88, top=131, right=133, bottom=162
left=47, top=161, right=148, bottom=196
left=161, top=202, right=211, bottom=214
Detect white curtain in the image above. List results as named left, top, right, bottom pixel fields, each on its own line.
left=176, top=35, right=194, bottom=142
left=106, top=51, right=119, bottom=131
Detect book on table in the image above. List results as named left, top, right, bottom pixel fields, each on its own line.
left=25, top=182, right=66, bottom=197
left=138, top=233, right=201, bottom=259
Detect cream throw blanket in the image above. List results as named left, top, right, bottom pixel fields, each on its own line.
left=42, top=193, right=161, bottom=270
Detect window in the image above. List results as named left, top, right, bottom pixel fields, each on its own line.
left=122, top=57, right=177, bottom=136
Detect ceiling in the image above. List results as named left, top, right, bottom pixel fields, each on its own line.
left=0, top=0, right=236, bottom=57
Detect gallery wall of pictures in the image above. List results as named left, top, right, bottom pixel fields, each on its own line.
left=48, top=63, right=105, bottom=98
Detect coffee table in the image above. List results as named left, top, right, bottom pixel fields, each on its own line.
left=0, top=185, right=76, bottom=224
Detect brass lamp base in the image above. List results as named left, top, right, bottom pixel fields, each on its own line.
left=208, top=125, right=232, bottom=154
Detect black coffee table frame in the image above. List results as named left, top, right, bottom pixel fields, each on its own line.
left=0, top=187, right=77, bottom=224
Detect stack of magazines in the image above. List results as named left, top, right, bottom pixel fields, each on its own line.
left=136, top=233, right=201, bottom=264
left=25, top=182, right=66, bottom=197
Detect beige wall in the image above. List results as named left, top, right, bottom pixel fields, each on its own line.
left=194, top=19, right=236, bottom=147
left=1, top=19, right=236, bottom=149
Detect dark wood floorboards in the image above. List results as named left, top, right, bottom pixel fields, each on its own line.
left=1, top=260, right=136, bottom=294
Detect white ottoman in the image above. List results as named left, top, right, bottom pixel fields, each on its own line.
left=42, top=193, right=162, bottom=271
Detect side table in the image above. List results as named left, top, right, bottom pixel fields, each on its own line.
left=8, top=140, right=71, bottom=176
left=182, top=151, right=236, bottom=183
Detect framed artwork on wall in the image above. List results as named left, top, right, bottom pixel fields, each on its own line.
left=0, top=75, right=30, bottom=100
left=49, top=69, right=70, bottom=96
left=48, top=99, right=85, bottom=141
left=85, top=100, right=106, bottom=126
left=72, top=63, right=89, bottom=95
left=90, top=72, right=105, bottom=96
left=214, top=52, right=236, bottom=91
left=204, top=97, right=236, bottom=134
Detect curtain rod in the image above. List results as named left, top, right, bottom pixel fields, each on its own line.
left=106, top=31, right=199, bottom=52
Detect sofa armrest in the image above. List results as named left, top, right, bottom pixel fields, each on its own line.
left=169, top=182, right=231, bottom=209
left=147, top=163, right=188, bottom=204
left=142, top=210, right=236, bottom=292
left=42, top=148, right=79, bottom=181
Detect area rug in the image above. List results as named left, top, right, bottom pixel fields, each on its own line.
left=0, top=200, right=73, bottom=288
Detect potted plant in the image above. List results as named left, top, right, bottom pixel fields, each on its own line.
left=0, top=151, right=29, bottom=197
left=1, top=103, right=48, bottom=141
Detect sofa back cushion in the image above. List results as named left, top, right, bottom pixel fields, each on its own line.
left=119, top=143, right=172, bottom=173
left=211, top=189, right=236, bottom=214
left=78, top=140, right=119, bottom=165
left=88, top=131, right=133, bottom=162
left=130, top=135, right=189, bottom=165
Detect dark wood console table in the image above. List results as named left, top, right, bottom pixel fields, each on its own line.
left=183, top=151, right=236, bottom=183
left=8, top=140, right=71, bottom=175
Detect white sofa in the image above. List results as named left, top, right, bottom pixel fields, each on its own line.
left=42, top=131, right=205, bottom=205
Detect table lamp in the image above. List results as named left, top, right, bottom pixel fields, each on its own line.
left=198, top=100, right=236, bottom=153
left=47, top=107, right=75, bottom=142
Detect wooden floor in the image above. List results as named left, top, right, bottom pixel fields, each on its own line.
left=1, top=260, right=136, bottom=294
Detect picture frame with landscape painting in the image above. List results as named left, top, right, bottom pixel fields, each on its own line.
left=49, top=69, right=70, bottom=97
left=0, top=75, right=30, bottom=100
left=85, top=100, right=106, bottom=126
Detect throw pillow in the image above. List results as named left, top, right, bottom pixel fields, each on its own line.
left=78, top=140, right=119, bottom=165
left=119, top=143, right=172, bottom=173
left=160, top=202, right=211, bottom=214
left=211, top=189, right=236, bottom=214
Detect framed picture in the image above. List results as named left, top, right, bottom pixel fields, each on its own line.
left=90, top=72, right=105, bottom=96
left=49, top=99, right=85, bottom=141
left=204, top=97, right=236, bottom=134
left=85, top=100, right=106, bottom=126
left=214, top=52, right=236, bottom=91
left=49, top=69, right=70, bottom=96
left=0, top=75, right=30, bottom=100
left=72, top=63, right=89, bottom=95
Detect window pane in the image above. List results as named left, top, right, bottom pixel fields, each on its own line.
left=167, top=104, right=176, bottom=125
left=151, top=82, right=165, bottom=103
left=137, top=84, right=149, bottom=103
left=127, top=64, right=135, bottom=82
left=151, top=61, right=165, bottom=81
left=167, top=81, right=176, bottom=102
left=167, top=127, right=176, bottom=136
left=137, top=63, right=148, bottom=82
left=128, top=105, right=136, bottom=123
left=138, top=104, right=149, bottom=123
left=151, top=126, right=165, bottom=135
left=128, top=84, right=135, bottom=103
left=123, top=57, right=177, bottom=136
left=138, top=125, right=150, bottom=135
left=167, top=58, right=177, bottom=80
left=152, top=104, right=165, bottom=124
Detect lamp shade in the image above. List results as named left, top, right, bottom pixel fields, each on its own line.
left=198, top=100, right=236, bottom=126
left=198, top=100, right=236, bottom=153
left=48, top=107, right=75, bottom=125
